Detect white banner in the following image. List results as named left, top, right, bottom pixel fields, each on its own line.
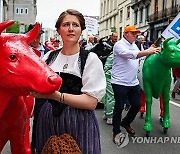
left=84, top=16, right=98, bottom=35
left=161, top=12, right=180, bottom=41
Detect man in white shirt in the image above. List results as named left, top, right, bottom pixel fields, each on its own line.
left=111, top=25, right=161, bottom=145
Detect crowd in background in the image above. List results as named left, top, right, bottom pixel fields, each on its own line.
left=26, top=18, right=179, bottom=153
left=36, top=27, right=180, bottom=122
left=30, top=24, right=180, bottom=117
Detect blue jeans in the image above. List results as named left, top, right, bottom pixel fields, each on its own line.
left=111, top=84, right=141, bottom=135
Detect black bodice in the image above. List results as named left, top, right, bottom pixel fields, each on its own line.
left=49, top=73, right=82, bottom=116
left=44, top=47, right=90, bottom=116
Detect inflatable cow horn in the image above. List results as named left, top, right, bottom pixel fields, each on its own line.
left=0, top=20, right=40, bottom=45
left=0, top=20, right=14, bottom=34
left=163, top=37, right=173, bottom=48
left=25, top=22, right=41, bottom=44
left=176, top=39, right=180, bottom=45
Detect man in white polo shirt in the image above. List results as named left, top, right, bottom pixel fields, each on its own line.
left=111, top=25, right=161, bottom=145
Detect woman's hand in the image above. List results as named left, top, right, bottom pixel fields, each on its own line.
left=30, top=91, right=98, bottom=110
left=30, top=91, right=60, bottom=100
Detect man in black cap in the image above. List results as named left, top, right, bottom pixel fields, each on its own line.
left=28, top=24, right=50, bottom=153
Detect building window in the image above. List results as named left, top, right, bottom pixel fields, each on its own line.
left=101, top=4, right=103, bottom=16
left=120, top=10, right=123, bottom=23
left=114, top=0, right=117, bottom=8
left=110, top=0, right=113, bottom=11
left=172, top=0, right=178, bottom=14
left=145, top=5, right=149, bottom=20
left=16, top=8, right=20, bottom=14
left=155, top=0, right=158, bottom=14
left=163, top=0, right=167, bottom=11
left=25, top=8, right=28, bottom=14
left=127, top=6, right=130, bottom=19
left=119, top=27, right=122, bottom=39
left=134, top=10, right=138, bottom=24
left=172, top=0, right=177, bottom=7
left=139, top=8, right=143, bottom=23
left=20, top=8, right=24, bottom=14
left=107, top=0, right=109, bottom=13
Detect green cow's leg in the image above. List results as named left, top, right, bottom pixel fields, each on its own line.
left=144, top=94, right=153, bottom=131
left=162, top=91, right=170, bottom=128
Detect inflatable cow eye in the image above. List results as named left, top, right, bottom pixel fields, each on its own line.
left=9, top=54, right=17, bottom=61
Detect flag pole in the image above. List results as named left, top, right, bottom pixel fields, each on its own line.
left=153, top=37, right=161, bottom=47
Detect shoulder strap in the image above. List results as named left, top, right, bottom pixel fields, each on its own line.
left=45, top=47, right=89, bottom=76
left=79, top=47, right=90, bottom=77
left=45, top=48, right=61, bottom=65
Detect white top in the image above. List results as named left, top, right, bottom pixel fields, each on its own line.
left=111, top=37, right=140, bottom=86
left=43, top=50, right=106, bottom=101
left=37, top=45, right=46, bottom=59
left=85, top=43, right=95, bottom=50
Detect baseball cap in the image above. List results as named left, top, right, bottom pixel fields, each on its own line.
left=27, top=24, right=44, bottom=34
left=124, top=25, right=141, bottom=33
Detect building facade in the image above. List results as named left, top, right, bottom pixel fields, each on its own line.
left=131, top=0, right=151, bottom=39
left=0, top=0, right=61, bottom=44
left=117, top=0, right=133, bottom=39
left=7, top=0, right=37, bottom=25
left=99, top=0, right=133, bottom=39
left=99, top=0, right=179, bottom=42
left=147, top=0, right=180, bottom=44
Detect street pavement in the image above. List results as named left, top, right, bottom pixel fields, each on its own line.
left=97, top=95, right=180, bottom=154
left=2, top=94, right=180, bottom=154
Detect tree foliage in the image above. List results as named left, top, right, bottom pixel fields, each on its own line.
left=6, top=21, right=29, bottom=33
left=6, top=21, right=20, bottom=33
left=111, top=26, right=117, bottom=32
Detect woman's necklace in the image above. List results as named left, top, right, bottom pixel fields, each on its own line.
left=62, top=53, right=70, bottom=71
left=61, top=47, right=79, bottom=71
left=61, top=49, right=69, bottom=71
left=63, top=63, right=68, bottom=70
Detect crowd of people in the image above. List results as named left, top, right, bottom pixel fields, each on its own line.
left=26, top=8, right=179, bottom=154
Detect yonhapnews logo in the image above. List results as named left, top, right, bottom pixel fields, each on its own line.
left=132, top=136, right=180, bottom=144
left=116, top=132, right=129, bottom=148
left=116, top=136, right=180, bottom=148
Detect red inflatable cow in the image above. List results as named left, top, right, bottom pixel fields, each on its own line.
left=0, top=20, right=62, bottom=153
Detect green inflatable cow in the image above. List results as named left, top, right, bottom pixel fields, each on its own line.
left=142, top=37, right=180, bottom=136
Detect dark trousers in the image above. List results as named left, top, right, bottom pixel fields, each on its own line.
left=112, top=84, right=141, bottom=135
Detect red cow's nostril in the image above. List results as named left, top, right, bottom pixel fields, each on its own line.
left=47, top=75, right=61, bottom=85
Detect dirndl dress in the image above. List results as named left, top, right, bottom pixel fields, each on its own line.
left=36, top=72, right=101, bottom=154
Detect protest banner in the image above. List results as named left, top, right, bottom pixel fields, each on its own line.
left=161, top=12, right=180, bottom=40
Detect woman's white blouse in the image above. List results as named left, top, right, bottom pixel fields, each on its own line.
left=43, top=51, right=106, bottom=101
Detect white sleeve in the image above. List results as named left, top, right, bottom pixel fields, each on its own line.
left=114, top=42, right=139, bottom=59
left=81, top=52, right=106, bottom=101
